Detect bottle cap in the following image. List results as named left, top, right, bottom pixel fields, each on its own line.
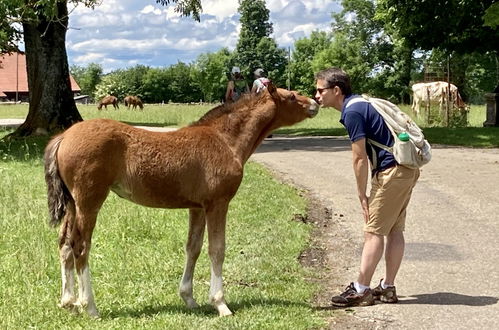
left=398, top=132, right=410, bottom=141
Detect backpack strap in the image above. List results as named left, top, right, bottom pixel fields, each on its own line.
left=345, top=96, right=394, bottom=169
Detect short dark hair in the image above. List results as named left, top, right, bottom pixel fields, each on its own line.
left=315, top=67, right=352, bottom=96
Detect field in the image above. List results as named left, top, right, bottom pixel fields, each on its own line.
left=0, top=125, right=326, bottom=329
left=0, top=101, right=497, bottom=328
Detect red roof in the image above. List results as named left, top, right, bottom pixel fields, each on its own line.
left=0, top=52, right=81, bottom=94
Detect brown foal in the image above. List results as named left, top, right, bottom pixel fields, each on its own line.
left=44, top=84, right=319, bottom=317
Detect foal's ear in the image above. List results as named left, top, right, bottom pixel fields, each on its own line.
left=267, top=81, right=278, bottom=97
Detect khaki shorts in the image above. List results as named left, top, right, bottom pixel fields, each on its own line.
left=365, top=165, right=420, bottom=236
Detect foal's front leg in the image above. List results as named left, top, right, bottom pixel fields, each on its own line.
left=179, top=208, right=206, bottom=309
left=206, top=202, right=232, bottom=316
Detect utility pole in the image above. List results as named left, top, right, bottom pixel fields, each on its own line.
left=287, top=46, right=291, bottom=90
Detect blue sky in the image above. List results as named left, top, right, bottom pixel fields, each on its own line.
left=66, top=0, right=341, bottom=73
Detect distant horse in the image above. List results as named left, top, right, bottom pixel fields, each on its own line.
left=44, top=83, right=319, bottom=317
left=97, top=95, right=119, bottom=110
left=124, top=95, right=144, bottom=110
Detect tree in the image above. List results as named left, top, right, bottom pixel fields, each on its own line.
left=376, top=0, right=499, bottom=54
left=142, top=68, right=172, bottom=103
left=70, top=63, right=103, bottom=100
left=484, top=2, right=499, bottom=28
left=0, top=0, right=202, bottom=137
left=288, top=31, right=331, bottom=95
left=234, top=0, right=287, bottom=86
left=195, top=48, right=232, bottom=102
left=377, top=0, right=499, bottom=93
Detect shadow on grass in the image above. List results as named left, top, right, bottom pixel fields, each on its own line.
left=424, top=127, right=499, bottom=148
left=0, top=129, right=50, bottom=162
left=103, top=297, right=311, bottom=319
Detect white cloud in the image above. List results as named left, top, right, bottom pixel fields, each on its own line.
left=66, top=0, right=340, bottom=72
left=202, top=0, right=239, bottom=19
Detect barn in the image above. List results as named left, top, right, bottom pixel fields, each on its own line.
left=0, top=52, right=81, bottom=102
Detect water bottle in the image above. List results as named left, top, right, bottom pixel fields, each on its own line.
left=395, top=132, right=413, bottom=166
left=398, top=132, right=410, bottom=141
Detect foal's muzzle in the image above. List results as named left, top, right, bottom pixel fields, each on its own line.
left=308, top=99, right=320, bottom=117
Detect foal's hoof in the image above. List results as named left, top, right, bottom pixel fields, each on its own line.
left=71, top=301, right=100, bottom=318
left=185, top=299, right=200, bottom=309
left=216, top=304, right=233, bottom=317
left=58, top=297, right=77, bottom=311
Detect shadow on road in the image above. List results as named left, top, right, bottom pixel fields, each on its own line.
left=255, top=136, right=352, bottom=154
left=400, top=292, right=498, bottom=306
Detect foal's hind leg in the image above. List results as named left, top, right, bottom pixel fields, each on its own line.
left=179, top=208, right=206, bottom=309
left=71, top=204, right=102, bottom=317
left=58, top=201, right=77, bottom=309
left=205, top=201, right=232, bottom=316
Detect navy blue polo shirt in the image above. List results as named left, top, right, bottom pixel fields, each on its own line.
left=340, top=94, right=397, bottom=174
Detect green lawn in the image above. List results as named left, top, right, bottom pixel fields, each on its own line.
left=1, top=102, right=498, bottom=147
left=0, top=131, right=326, bottom=329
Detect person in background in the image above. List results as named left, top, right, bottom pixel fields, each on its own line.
left=225, top=66, right=249, bottom=103
left=315, top=67, right=420, bottom=307
left=251, top=68, right=273, bottom=138
left=251, top=68, right=271, bottom=94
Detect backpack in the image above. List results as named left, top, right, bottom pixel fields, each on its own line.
left=254, top=77, right=271, bottom=93
left=345, top=94, right=432, bottom=169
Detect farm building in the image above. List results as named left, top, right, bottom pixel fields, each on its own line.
left=0, top=52, right=81, bottom=102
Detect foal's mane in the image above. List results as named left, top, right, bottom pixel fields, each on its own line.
left=189, top=93, right=269, bottom=127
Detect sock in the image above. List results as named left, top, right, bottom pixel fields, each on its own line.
left=354, top=282, right=370, bottom=293
left=381, top=279, right=394, bottom=289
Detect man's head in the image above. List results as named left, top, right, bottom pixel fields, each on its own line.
left=315, top=67, right=352, bottom=111
left=254, top=68, right=265, bottom=78
left=231, top=66, right=242, bottom=79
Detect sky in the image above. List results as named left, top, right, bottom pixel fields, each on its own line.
left=66, top=0, right=341, bottom=73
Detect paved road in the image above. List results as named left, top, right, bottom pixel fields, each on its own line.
left=252, top=136, right=499, bottom=329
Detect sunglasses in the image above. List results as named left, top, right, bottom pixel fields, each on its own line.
left=316, top=86, right=334, bottom=94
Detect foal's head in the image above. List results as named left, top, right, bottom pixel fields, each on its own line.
left=266, top=83, right=319, bottom=128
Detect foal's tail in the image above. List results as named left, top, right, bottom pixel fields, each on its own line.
left=44, top=135, right=72, bottom=227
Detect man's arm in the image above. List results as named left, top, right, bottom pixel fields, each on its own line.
left=351, top=138, right=370, bottom=223
left=225, top=81, right=234, bottom=102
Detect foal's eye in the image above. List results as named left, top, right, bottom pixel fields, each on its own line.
left=289, top=93, right=296, bottom=101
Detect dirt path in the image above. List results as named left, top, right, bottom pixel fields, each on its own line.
left=252, top=136, right=499, bottom=329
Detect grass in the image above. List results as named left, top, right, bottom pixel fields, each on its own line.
left=1, top=102, right=498, bottom=148
left=0, top=130, right=326, bottom=329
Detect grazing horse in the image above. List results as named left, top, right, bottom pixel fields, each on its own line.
left=97, top=95, right=119, bottom=110
left=44, top=84, right=319, bottom=318
left=124, top=95, right=144, bottom=110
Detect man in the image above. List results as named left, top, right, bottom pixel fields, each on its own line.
left=251, top=68, right=271, bottom=94
left=314, top=67, right=420, bottom=307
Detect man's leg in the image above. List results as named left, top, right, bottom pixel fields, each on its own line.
left=384, top=230, right=404, bottom=285
left=357, top=231, right=384, bottom=287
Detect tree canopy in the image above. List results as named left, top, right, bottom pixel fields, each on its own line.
left=376, top=0, right=499, bottom=53
left=234, top=0, right=288, bottom=86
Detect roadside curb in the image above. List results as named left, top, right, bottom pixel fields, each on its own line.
left=0, top=119, right=24, bottom=129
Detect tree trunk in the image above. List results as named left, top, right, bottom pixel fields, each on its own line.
left=399, top=45, right=413, bottom=104
left=10, top=1, right=82, bottom=137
